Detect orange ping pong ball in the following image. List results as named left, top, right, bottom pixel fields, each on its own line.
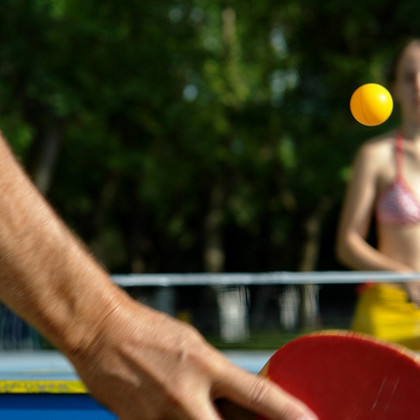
left=350, top=83, right=393, bottom=126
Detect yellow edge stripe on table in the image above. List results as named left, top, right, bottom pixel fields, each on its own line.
left=0, top=380, right=87, bottom=394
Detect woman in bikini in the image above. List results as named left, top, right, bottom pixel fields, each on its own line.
left=336, top=38, right=420, bottom=350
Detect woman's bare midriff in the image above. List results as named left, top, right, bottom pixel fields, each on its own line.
left=378, top=224, right=420, bottom=272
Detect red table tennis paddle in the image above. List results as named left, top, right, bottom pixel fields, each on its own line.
left=257, top=330, right=420, bottom=420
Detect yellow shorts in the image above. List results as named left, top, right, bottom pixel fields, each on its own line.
left=351, top=283, right=420, bottom=350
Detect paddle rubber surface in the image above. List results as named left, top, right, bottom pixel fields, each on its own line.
left=258, top=331, right=420, bottom=420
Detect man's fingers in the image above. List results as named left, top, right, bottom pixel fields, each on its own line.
left=214, top=363, right=318, bottom=420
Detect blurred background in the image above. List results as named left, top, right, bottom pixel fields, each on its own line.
left=0, top=0, right=418, bottom=348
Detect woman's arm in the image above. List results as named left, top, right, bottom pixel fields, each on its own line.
left=0, top=133, right=316, bottom=420
left=336, top=142, right=412, bottom=273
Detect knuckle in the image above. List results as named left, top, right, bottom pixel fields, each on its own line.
left=248, top=378, right=270, bottom=408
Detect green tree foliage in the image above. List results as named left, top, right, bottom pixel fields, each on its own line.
left=0, top=0, right=419, bottom=273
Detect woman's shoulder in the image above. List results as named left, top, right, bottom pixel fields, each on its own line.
left=353, top=131, right=397, bottom=174
left=358, top=131, right=396, bottom=158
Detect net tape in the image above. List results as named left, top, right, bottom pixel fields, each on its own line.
left=112, top=271, right=420, bottom=287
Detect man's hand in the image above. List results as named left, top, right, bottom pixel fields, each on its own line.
left=67, top=295, right=317, bottom=420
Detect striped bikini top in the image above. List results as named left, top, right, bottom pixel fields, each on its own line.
left=376, top=134, right=420, bottom=226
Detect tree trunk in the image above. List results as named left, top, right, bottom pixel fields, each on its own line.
left=203, top=183, right=225, bottom=273
left=297, top=196, right=333, bottom=329
left=26, top=122, right=62, bottom=195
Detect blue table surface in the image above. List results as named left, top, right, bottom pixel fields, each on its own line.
left=0, top=350, right=272, bottom=380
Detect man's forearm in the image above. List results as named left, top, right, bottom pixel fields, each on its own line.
left=0, top=133, right=126, bottom=354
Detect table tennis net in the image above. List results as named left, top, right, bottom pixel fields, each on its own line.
left=0, top=271, right=417, bottom=349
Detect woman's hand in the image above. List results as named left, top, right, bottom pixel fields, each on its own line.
left=404, top=281, right=420, bottom=307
